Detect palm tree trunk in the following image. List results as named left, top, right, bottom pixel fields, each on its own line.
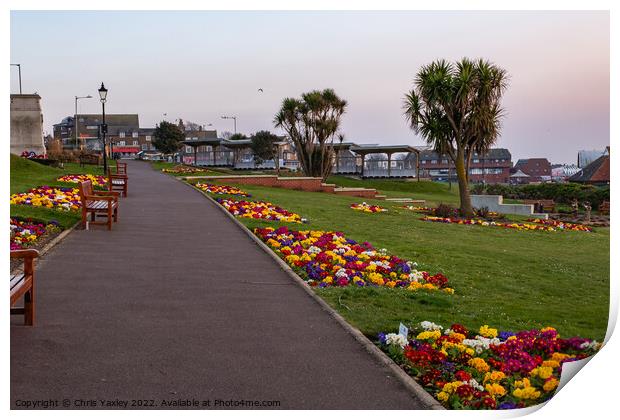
left=455, top=148, right=474, bottom=217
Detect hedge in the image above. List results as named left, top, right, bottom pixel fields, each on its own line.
left=472, top=183, right=609, bottom=208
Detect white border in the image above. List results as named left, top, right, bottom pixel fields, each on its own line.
left=3, top=2, right=616, bottom=419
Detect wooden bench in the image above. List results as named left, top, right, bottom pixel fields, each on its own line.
left=78, top=180, right=119, bottom=230
left=108, top=162, right=128, bottom=197
left=599, top=200, right=610, bottom=215
left=524, top=199, right=556, bottom=213
left=10, top=249, right=39, bottom=326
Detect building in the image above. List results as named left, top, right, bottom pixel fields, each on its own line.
left=331, top=143, right=420, bottom=178
left=52, top=113, right=160, bottom=158
left=577, top=149, right=607, bottom=168
left=10, top=94, right=46, bottom=156
left=181, top=135, right=299, bottom=170
left=569, top=148, right=610, bottom=186
left=512, top=158, right=552, bottom=183
left=551, top=164, right=580, bottom=182
left=53, top=114, right=142, bottom=152
left=418, top=148, right=512, bottom=183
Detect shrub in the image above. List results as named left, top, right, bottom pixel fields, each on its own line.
left=479, top=183, right=609, bottom=208
left=434, top=203, right=458, bottom=218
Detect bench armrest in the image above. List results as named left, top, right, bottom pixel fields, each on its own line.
left=11, top=249, right=39, bottom=275
left=10, top=249, right=40, bottom=259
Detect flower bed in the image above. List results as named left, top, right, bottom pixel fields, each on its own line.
left=350, top=202, right=387, bottom=213
left=10, top=217, right=60, bottom=250
left=254, top=226, right=454, bottom=292
left=195, top=183, right=250, bottom=197
left=526, top=219, right=592, bottom=232
left=57, top=174, right=108, bottom=187
left=403, top=205, right=434, bottom=212
left=10, top=186, right=81, bottom=211
left=378, top=321, right=600, bottom=409
left=162, top=165, right=204, bottom=174
left=216, top=198, right=305, bottom=223
left=421, top=216, right=590, bottom=232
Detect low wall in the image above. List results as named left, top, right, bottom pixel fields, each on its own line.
left=184, top=175, right=378, bottom=198
left=471, top=195, right=548, bottom=219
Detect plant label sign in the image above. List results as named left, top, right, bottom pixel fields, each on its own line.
left=398, top=323, right=409, bottom=339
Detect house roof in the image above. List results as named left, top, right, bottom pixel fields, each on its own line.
left=351, top=144, right=419, bottom=154
left=515, top=158, right=551, bottom=167
left=420, top=148, right=511, bottom=160
left=568, top=154, right=610, bottom=184
left=510, top=169, right=530, bottom=178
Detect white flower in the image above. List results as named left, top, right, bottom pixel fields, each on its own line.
left=335, top=268, right=348, bottom=279
left=420, top=321, right=443, bottom=331
left=409, top=270, right=424, bottom=282
left=462, top=336, right=503, bottom=353
left=580, top=340, right=601, bottom=350
left=385, top=333, right=408, bottom=348
left=308, top=246, right=322, bottom=254
left=468, top=379, right=484, bottom=391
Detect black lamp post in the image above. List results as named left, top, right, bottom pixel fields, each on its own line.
left=98, top=83, right=108, bottom=173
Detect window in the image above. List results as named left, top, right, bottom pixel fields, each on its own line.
left=132, top=132, right=138, bottom=138
left=146, top=136, right=151, bottom=141
left=119, top=132, right=125, bottom=138
left=141, top=144, right=148, bottom=151
left=441, top=159, right=448, bottom=164
left=185, top=146, right=192, bottom=153
left=431, top=159, right=438, bottom=164
left=470, top=168, right=483, bottom=175
left=133, top=140, right=138, bottom=146
left=119, top=140, right=126, bottom=146
left=473, top=159, right=480, bottom=163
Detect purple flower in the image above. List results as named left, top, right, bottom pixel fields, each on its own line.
left=498, top=402, right=518, bottom=410
left=378, top=332, right=387, bottom=345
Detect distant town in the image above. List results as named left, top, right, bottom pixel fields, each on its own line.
left=47, top=112, right=609, bottom=186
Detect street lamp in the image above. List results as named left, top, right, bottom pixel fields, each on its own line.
left=75, top=95, right=93, bottom=149
left=221, top=115, right=237, bottom=134
left=98, top=83, right=108, bottom=173
left=10, top=64, right=22, bottom=94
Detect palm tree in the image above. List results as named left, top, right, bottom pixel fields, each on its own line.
left=404, top=58, right=508, bottom=217
left=274, top=89, right=347, bottom=180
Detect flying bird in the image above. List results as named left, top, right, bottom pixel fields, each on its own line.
left=258, top=88, right=263, bottom=93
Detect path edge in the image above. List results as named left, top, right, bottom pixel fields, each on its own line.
left=179, top=178, right=445, bottom=410
left=11, top=221, right=80, bottom=276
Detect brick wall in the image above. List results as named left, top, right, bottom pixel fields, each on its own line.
left=188, top=175, right=378, bottom=198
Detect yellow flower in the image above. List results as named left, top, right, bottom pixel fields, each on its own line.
left=485, top=383, right=506, bottom=397
left=530, top=366, right=554, bottom=380
left=479, top=325, right=498, bottom=338
left=468, top=357, right=490, bottom=373
left=513, top=386, right=541, bottom=400
left=543, top=378, right=559, bottom=392
left=542, top=360, right=560, bottom=369
left=484, top=370, right=506, bottom=383
left=416, top=330, right=442, bottom=341
left=436, top=391, right=449, bottom=402
left=449, top=332, right=466, bottom=342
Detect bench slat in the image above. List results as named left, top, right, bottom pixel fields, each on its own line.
left=10, top=274, right=25, bottom=291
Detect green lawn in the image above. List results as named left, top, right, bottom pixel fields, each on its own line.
left=10, top=154, right=109, bottom=228
left=327, top=175, right=461, bottom=204
left=191, top=179, right=610, bottom=341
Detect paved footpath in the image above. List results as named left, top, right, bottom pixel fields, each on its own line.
left=11, top=161, right=427, bottom=409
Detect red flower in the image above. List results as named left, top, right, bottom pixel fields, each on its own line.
left=455, top=370, right=472, bottom=382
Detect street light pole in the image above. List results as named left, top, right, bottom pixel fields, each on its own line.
left=10, top=64, right=22, bottom=94
left=98, top=83, right=109, bottom=173
left=75, top=95, right=93, bottom=149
